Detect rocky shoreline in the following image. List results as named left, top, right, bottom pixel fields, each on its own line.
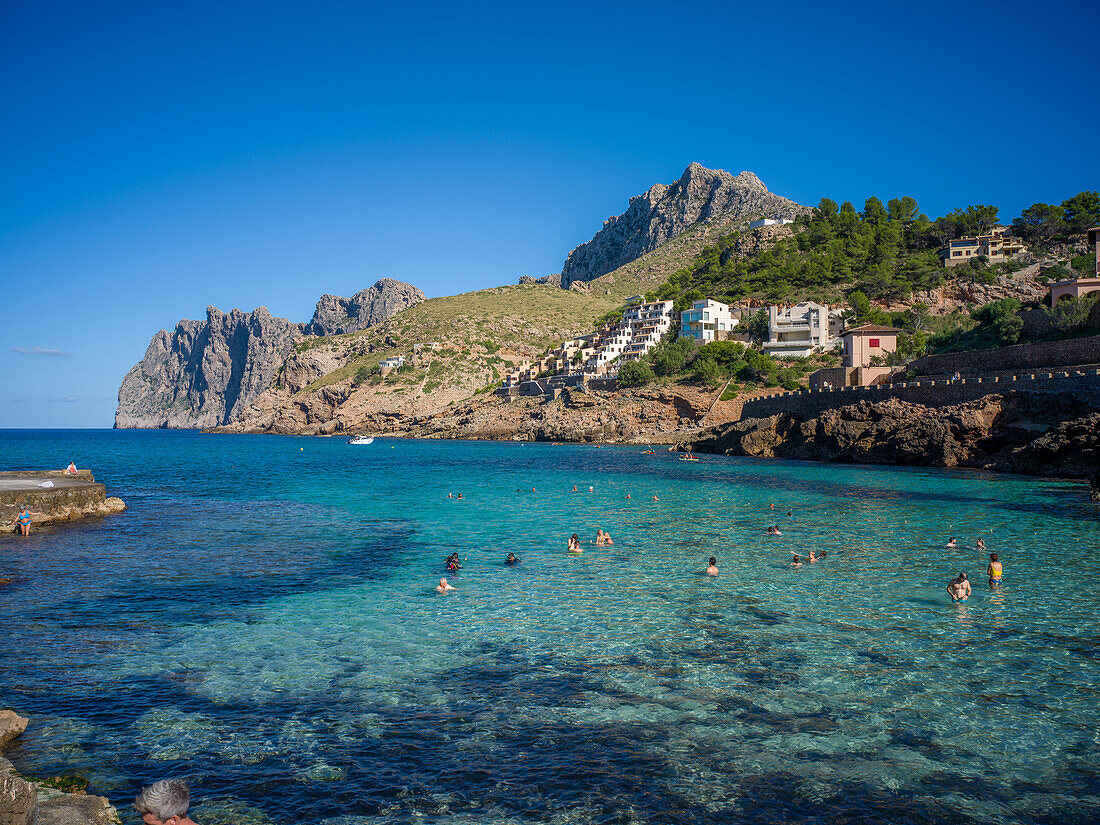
left=0, top=710, right=120, bottom=825
left=680, top=392, right=1100, bottom=500
left=0, top=471, right=125, bottom=534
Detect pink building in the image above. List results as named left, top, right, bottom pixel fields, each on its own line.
left=1050, top=227, right=1100, bottom=304
left=842, top=325, right=900, bottom=368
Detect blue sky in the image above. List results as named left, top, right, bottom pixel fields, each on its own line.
left=2, top=0, right=1097, bottom=428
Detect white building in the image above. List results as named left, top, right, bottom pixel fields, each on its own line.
left=750, top=217, right=795, bottom=230
left=764, top=302, right=843, bottom=357
left=679, top=298, right=738, bottom=342
left=379, top=355, right=405, bottom=370
left=584, top=299, right=674, bottom=374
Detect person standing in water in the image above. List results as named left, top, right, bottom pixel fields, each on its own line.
left=947, top=573, right=971, bottom=602
left=705, top=557, right=719, bottom=576
left=987, top=553, right=1002, bottom=587
left=568, top=534, right=582, bottom=554
left=436, top=578, right=455, bottom=593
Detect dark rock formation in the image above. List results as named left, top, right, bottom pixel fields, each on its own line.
left=116, top=306, right=299, bottom=429
left=305, top=278, right=424, bottom=336
left=560, top=162, right=806, bottom=286
left=685, top=393, right=1100, bottom=495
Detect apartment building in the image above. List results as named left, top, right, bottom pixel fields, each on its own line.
left=679, top=298, right=739, bottom=342
left=764, top=302, right=843, bottom=358
left=944, top=226, right=1026, bottom=267
left=584, top=299, right=675, bottom=375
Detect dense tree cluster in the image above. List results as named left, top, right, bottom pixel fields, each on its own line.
left=650, top=192, right=1099, bottom=310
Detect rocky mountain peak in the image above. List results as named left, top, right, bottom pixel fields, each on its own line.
left=306, top=278, right=425, bottom=336
left=561, top=163, right=805, bottom=286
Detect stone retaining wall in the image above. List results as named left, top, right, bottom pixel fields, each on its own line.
left=739, top=367, right=1100, bottom=421
left=908, top=335, right=1100, bottom=376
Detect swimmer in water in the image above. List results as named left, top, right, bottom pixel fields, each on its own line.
left=626, top=493, right=631, bottom=499
left=976, top=538, right=986, bottom=551
left=766, top=525, right=782, bottom=535
left=568, top=533, right=582, bottom=554
left=819, top=550, right=827, bottom=559
left=457, top=493, right=464, bottom=500
left=947, top=573, right=971, bottom=602
left=946, top=537, right=957, bottom=549
left=706, top=557, right=719, bottom=576
left=807, top=550, right=817, bottom=562
left=436, top=578, right=455, bottom=594
left=447, top=493, right=454, bottom=499
left=571, top=485, right=578, bottom=492
left=791, top=554, right=803, bottom=568
left=652, top=495, right=659, bottom=502
left=506, top=552, right=520, bottom=566
left=987, top=553, right=1002, bottom=587
left=588, top=486, right=594, bottom=492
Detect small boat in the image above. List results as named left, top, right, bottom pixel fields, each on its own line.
left=347, top=435, right=374, bottom=445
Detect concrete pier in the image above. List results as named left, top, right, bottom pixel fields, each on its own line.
left=0, top=470, right=125, bottom=531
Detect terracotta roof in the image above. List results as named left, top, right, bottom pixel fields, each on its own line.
left=841, top=324, right=900, bottom=335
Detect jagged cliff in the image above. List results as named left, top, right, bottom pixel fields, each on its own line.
left=561, top=162, right=806, bottom=287
left=115, top=306, right=300, bottom=429
left=305, top=278, right=425, bottom=335
left=117, top=279, right=424, bottom=429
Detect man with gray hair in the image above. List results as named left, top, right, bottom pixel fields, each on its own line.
left=133, top=779, right=199, bottom=825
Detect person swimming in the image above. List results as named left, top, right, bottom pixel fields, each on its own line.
left=436, top=578, right=455, bottom=594
left=568, top=533, right=582, bottom=554
left=807, top=550, right=817, bottom=562
left=791, top=554, right=803, bottom=568
left=947, top=573, right=971, bottom=602
left=819, top=550, right=828, bottom=559
left=595, top=529, right=613, bottom=546
left=976, top=538, right=987, bottom=551
left=571, top=485, right=578, bottom=492
left=506, top=552, right=520, bottom=566
left=766, top=525, right=782, bottom=535
left=446, top=553, right=462, bottom=571
left=946, top=537, right=958, bottom=549
left=705, top=557, right=719, bottom=576
left=987, top=553, right=1002, bottom=587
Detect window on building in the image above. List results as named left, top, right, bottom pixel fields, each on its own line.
left=869, top=338, right=880, bottom=348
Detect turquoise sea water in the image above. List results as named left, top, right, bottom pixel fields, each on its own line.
left=1, top=430, right=1099, bottom=824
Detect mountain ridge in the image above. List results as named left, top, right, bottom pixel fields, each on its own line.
left=560, top=163, right=807, bottom=286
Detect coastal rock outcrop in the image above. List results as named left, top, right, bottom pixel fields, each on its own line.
left=685, top=393, right=1100, bottom=491
left=560, top=163, right=806, bottom=287
left=305, top=278, right=425, bottom=336
left=116, top=306, right=299, bottom=429
left=0, top=712, right=119, bottom=825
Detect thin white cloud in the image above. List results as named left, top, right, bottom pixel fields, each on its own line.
left=11, top=346, right=75, bottom=357
left=47, top=397, right=79, bottom=403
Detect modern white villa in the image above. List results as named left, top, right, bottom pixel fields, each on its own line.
left=764, top=302, right=843, bottom=357
left=679, top=298, right=739, bottom=342
left=749, top=217, right=795, bottom=230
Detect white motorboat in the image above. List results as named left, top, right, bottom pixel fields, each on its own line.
left=347, top=435, right=374, bottom=445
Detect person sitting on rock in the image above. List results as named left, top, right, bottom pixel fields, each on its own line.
left=133, top=778, right=199, bottom=825
left=65, top=461, right=77, bottom=475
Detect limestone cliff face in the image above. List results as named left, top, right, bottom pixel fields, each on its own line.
left=560, top=162, right=806, bottom=287
left=115, top=306, right=299, bottom=429
left=305, top=278, right=425, bottom=336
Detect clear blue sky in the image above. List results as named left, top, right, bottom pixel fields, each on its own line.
left=2, top=0, right=1097, bottom=427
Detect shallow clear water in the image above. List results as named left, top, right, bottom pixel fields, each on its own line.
left=1, top=430, right=1098, bottom=824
